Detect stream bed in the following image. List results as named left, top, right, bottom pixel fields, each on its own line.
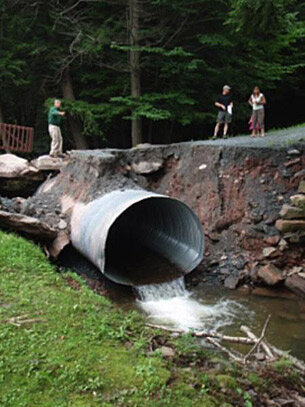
left=134, top=277, right=305, bottom=360
left=60, top=246, right=305, bottom=361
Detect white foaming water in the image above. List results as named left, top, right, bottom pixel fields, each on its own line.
left=135, top=277, right=242, bottom=332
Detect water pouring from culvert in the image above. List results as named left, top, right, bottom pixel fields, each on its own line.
left=134, top=277, right=241, bottom=331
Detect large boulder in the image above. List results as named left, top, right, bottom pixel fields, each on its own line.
left=0, top=154, right=37, bottom=178
left=31, top=155, right=66, bottom=171
left=280, top=204, right=305, bottom=219
left=257, top=264, right=283, bottom=286
left=290, top=194, right=305, bottom=210
left=276, top=219, right=305, bottom=233
left=131, top=160, right=163, bottom=175
left=285, top=274, right=305, bottom=297
left=298, top=181, right=305, bottom=194
left=0, top=210, right=57, bottom=240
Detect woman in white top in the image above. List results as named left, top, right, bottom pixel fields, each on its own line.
left=248, top=86, right=266, bottom=138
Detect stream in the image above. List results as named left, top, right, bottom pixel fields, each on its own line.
left=60, top=246, right=305, bottom=361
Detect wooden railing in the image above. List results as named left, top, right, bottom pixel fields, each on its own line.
left=0, top=123, right=34, bottom=153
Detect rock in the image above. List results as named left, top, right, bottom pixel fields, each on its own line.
left=264, top=213, right=279, bottom=225
left=278, top=238, right=288, bottom=251
left=160, top=346, right=175, bottom=358
left=237, top=285, right=251, bottom=294
left=264, top=235, right=280, bottom=246
left=198, top=163, right=207, bottom=170
left=285, top=274, right=305, bottom=297
left=279, top=204, right=305, bottom=219
left=31, top=155, right=66, bottom=171
left=254, top=352, right=266, bottom=361
left=286, top=266, right=303, bottom=277
left=231, top=257, right=247, bottom=270
left=275, top=219, right=305, bottom=233
left=284, top=231, right=305, bottom=243
left=131, top=160, right=163, bottom=175
left=224, top=275, right=239, bottom=289
left=262, top=247, right=278, bottom=258
left=133, top=143, right=151, bottom=149
left=0, top=210, right=57, bottom=240
left=287, top=149, right=301, bottom=156
left=298, top=180, right=305, bottom=194
left=250, top=209, right=263, bottom=224
left=293, top=169, right=305, bottom=179
left=49, top=231, right=70, bottom=258
left=219, top=268, right=230, bottom=275
left=284, top=157, right=301, bottom=167
left=0, top=154, right=30, bottom=178
left=57, top=219, right=67, bottom=230
left=252, top=287, right=296, bottom=299
left=290, top=194, right=305, bottom=209
left=257, top=264, right=283, bottom=286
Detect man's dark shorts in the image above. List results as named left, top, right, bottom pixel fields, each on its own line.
left=217, top=111, right=232, bottom=124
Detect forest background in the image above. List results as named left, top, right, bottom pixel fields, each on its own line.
left=0, top=0, right=304, bottom=152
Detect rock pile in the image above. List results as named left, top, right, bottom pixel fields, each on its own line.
left=273, top=180, right=305, bottom=296
left=0, top=153, right=67, bottom=197
left=276, top=180, right=305, bottom=242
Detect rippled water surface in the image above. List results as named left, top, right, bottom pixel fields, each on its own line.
left=135, top=279, right=305, bottom=360
left=60, top=247, right=305, bottom=360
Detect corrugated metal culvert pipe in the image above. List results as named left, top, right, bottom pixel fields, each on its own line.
left=71, top=189, right=204, bottom=286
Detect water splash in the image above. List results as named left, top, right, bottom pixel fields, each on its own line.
left=135, top=277, right=242, bottom=332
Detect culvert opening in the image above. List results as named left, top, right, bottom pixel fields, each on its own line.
left=104, top=197, right=204, bottom=286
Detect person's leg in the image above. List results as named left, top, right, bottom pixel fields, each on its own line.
left=52, top=127, right=61, bottom=157
left=49, top=125, right=57, bottom=157
left=259, top=110, right=265, bottom=137
left=213, top=112, right=224, bottom=139
left=223, top=123, right=228, bottom=138
left=213, top=122, right=220, bottom=139
left=252, top=111, right=258, bottom=137
left=223, top=112, right=231, bottom=138
left=57, top=127, right=63, bottom=155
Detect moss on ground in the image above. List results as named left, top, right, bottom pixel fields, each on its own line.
left=0, top=231, right=304, bottom=407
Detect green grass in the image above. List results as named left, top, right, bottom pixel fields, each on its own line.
left=0, top=232, right=217, bottom=407
left=0, top=231, right=303, bottom=407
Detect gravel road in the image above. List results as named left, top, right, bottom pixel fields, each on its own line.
left=192, top=125, right=305, bottom=149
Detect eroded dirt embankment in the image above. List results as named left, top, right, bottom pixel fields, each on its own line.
left=1, top=139, right=305, bottom=294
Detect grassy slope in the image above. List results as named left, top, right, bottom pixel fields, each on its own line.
left=0, top=231, right=303, bottom=407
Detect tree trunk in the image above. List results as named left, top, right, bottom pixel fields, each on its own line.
left=129, top=0, right=142, bottom=147
left=61, top=68, right=88, bottom=149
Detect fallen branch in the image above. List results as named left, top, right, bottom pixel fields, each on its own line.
left=241, top=323, right=274, bottom=359
left=265, top=341, right=305, bottom=374
left=206, top=337, right=244, bottom=363
left=3, top=314, right=45, bottom=327
left=243, top=314, right=271, bottom=363
left=146, top=323, right=255, bottom=345
left=147, top=319, right=305, bottom=371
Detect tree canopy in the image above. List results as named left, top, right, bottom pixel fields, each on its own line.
left=0, top=0, right=304, bottom=150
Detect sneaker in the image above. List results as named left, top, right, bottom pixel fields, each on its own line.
left=212, top=135, right=217, bottom=140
